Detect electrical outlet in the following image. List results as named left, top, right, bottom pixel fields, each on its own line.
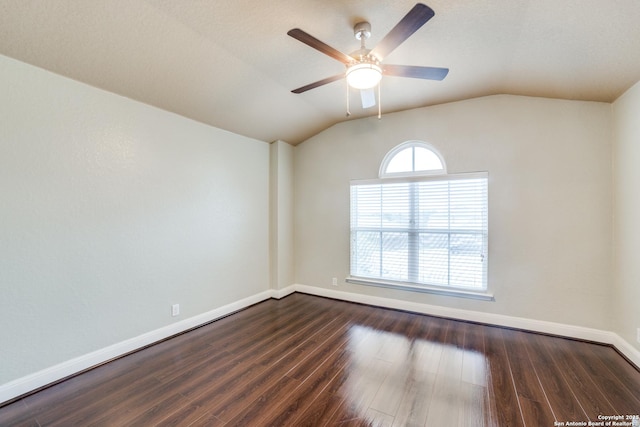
left=332, top=277, right=338, bottom=286
left=172, top=304, right=180, bottom=317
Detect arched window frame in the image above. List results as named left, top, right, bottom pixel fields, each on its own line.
left=379, top=141, right=447, bottom=178
left=348, top=140, right=491, bottom=300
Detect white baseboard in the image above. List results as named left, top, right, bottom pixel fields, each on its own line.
left=0, top=289, right=276, bottom=405
left=271, top=285, right=297, bottom=299
left=610, top=333, right=640, bottom=368
left=292, top=284, right=640, bottom=368
left=3, top=284, right=638, bottom=405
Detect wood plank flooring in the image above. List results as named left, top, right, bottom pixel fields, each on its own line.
left=1, top=293, right=639, bottom=426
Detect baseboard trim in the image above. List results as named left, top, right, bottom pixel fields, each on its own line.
left=292, top=284, right=640, bottom=369
left=610, top=332, right=640, bottom=369
left=0, top=289, right=276, bottom=405
left=3, top=284, right=638, bottom=405
left=271, top=285, right=297, bottom=299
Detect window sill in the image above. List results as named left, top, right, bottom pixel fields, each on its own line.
left=345, top=277, right=495, bottom=301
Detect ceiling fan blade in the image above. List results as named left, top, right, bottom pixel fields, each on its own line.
left=291, top=74, right=345, bottom=94
left=288, top=28, right=354, bottom=65
left=360, top=89, right=376, bottom=109
left=369, top=3, right=435, bottom=61
left=383, top=64, right=449, bottom=80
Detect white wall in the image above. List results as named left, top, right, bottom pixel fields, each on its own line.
left=612, top=81, right=640, bottom=351
left=0, top=54, right=270, bottom=385
left=294, top=95, right=612, bottom=330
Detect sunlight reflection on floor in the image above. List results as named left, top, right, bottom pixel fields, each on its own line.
left=341, top=324, right=490, bottom=426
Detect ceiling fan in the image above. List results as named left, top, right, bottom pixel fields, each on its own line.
left=287, top=3, right=448, bottom=114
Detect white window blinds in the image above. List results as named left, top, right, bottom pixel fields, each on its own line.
left=350, top=174, right=488, bottom=290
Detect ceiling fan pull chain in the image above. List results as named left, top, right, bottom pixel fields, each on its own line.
left=346, top=83, right=351, bottom=117
left=378, top=81, right=382, bottom=119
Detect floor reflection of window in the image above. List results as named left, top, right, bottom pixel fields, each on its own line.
left=341, top=324, right=488, bottom=426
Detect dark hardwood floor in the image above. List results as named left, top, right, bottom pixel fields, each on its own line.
left=1, top=293, right=639, bottom=426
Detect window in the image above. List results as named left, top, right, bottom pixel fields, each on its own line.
left=379, top=141, right=446, bottom=177
left=349, top=142, right=489, bottom=299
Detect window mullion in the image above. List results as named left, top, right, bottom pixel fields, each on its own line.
left=379, top=231, right=383, bottom=278
left=408, top=182, right=418, bottom=282
left=379, top=188, right=383, bottom=278
left=447, top=181, right=451, bottom=287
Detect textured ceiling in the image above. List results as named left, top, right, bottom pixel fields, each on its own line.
left=1, top=0, right=639, bottom=144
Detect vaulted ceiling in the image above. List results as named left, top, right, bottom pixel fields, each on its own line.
left=1, top=0, right=639, bottom=144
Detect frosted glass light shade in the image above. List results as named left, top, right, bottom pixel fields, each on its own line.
left=346, top=63, right=382, bottom=89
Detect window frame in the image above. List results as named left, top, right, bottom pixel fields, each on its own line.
left=348, top=142, right=493, bottom=301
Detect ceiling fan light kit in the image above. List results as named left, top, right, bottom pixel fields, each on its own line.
left=287, top=3, right=448, bottom=117
left=346, top=62, right=382, bottom=89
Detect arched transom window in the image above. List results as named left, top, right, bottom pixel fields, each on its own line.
left=379, top=141, right=446, bottom=177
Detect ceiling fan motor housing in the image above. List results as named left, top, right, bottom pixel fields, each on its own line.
left=351, top=21, right=378, bottom=65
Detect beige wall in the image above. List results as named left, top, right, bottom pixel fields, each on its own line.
left=270, top=140, right=295, bottom=290
left=613, top=81, right=640, bottom=351
left=0, top=54, right=270, bottom=384
left=294, top=95, right=612, bottom=330
left=2, top=46, right=634, bottom=394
